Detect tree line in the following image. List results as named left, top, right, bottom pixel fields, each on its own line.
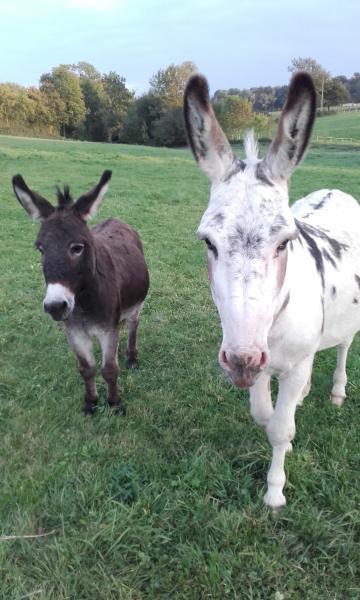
left=214, top=58, right=359, bottom=113
left=0, top=58, right=358, bottom=146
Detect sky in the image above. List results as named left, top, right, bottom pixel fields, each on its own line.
left=0, top=0, right=358, bottom=95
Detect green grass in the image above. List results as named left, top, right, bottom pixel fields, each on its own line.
left=313, top=111, right=360, bottom=141
left=0, top=135, right=359, bottom=599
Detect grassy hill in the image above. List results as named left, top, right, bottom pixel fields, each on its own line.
left=313, top=110, right=360, bottom=141
left=0, top=135, right=359, bottom=598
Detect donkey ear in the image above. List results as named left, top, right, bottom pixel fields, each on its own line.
left=263, top=72, right=316, bottom=181
left=12, top=175, right=54, bottom=221
left=184, top=75, right=237, bottom=182
left=74, top=170, right=112, bottom=220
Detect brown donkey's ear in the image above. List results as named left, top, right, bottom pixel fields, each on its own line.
left=74, top=170, right=112, bottom=220
left=263, top=72, right=316, bottom=181
left=184, top=74, right=238, bottom=182
left=12, top=175, right=54, bottom=221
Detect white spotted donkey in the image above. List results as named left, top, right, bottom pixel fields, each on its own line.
left=184, top=72, right=360, bottom=509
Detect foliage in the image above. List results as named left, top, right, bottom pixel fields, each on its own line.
left=40, top=65, right=86, bottom=137
left=151, top=106, right=187, bottom=146
left=0, top=134, right=359, bottom=597
left=214, top=95, right=271, bottom=140
left=149, top=60, right=197, bottom=107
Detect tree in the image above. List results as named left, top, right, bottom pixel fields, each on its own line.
left=151, top=107, right=187, bottom=146
left=288, top=57, right=330, bottom=111
left=100, top=72, right=134, bottom=142
left=120, top=92, right=164, bottom=145
left=348, top=73, right=360, bottom=103
left=323, top=79, right=349, bottom=109
left=40, top=65, right=86, bottom=137
left=149, top=61, right=197, bottom=108
left=214, top=95, right=253, bottom=140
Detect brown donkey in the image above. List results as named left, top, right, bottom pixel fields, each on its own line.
left=12, top=171, right=149, bottom=415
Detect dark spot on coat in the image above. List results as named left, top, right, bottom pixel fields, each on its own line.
left=353, top=298, right=359, bottom=304
left=331, top=285, right=336, bottom=298
left=297, top=221, right=349, bottom=259
left=224, top=159, right=246, bottom=182
left=269, top=215, right=287, bottom=236
left=295, top=219, right=324, bottom=290
left=209, top=212, right=225, bottom=228
left=312, top=191, right=332, bottom=210
left=355, top=274, right=360, bottom=289
left=255, top=163, right=274, bottom=186
left=322, top=249, right=337, bottom=269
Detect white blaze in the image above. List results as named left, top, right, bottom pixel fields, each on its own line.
left=43, top=283, right=75, bottom=316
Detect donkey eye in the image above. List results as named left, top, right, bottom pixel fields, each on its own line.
left=70, top=243, right=85, bottom=256
left=276, top=239, right=289, bottom=254
left=204, top=238, right=217, bottom=256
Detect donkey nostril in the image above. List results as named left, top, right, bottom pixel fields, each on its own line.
left=260, top=351, right=268, bottom=368
left=220, top=350, right=228, bottom=365
left=61, top=301, right=67, bottom=310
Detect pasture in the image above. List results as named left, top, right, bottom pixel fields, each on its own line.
left=0, top=134, right=359, bottom=598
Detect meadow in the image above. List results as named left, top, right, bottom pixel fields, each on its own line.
left=0, top=129, right=359, bottom=598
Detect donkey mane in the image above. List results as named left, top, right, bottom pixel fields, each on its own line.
left=56, top=185, right=74, bottom=209
left=244, top=130, right=259, bottom=164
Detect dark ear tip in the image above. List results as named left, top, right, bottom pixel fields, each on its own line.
left=101, top=170, right=112, bottom=185
left=12, top=174, right=25, bottom=188
left=184, top=74, right=210, bottom=107
left=290, top=72, right=316, bottom=96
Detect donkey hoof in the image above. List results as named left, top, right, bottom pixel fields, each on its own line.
left=264, top=488, right=286, bottom=510
left=331, top=394, right=345, bottom=407
left=83, top=403, right=97, bottom=416
left=126, top=359, right=139, bottom=370
left=110, top=403, right=126, bottom=416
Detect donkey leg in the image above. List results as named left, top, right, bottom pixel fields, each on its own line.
left=249, top=372, right=273, bottom=428
left=66, top=327, right=97, bottom=415
left=98, top=328, right=124, bottom=414
left=331, top=337, right=353, bottom=407
left=125, top=302, right=144, bottom=369
left=264, top=356, right=314, bottom=509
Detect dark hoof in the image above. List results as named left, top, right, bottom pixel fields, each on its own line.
left=126, top=359, right=139, bottom=369
left=110, top=403, right=126, bottom=416
left=83, top=403, right=97, bottom=416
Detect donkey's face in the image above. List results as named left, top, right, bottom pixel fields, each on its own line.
left=184, top=73, right=316, bottom=387
left=12, top=171, right=112, bottom=321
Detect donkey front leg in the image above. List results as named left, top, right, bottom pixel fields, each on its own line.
left=98, top=328, right=124, bottom=414
left=331, top=337, right=353, bottom=407
left=66, top=326, right=98, bottom=415
left=249, top=372, right=273, bottom=428
left=264, top=356, right=314, bottom=509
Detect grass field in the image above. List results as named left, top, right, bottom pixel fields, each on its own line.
left=0, top=132, right=359, bottom=598
left=313, top=111, right=360, bottom=141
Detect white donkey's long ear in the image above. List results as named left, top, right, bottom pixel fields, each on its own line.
left=263, top=72, right=316, bottom=181
left=184, top=75, right=239, bottom=182
left=74, top=170, right=112, bottom=220
left=12, top=175, right=54, bottom=221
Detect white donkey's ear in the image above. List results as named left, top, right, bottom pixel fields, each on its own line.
left=184, top=75, right=239, bottom=182
left=12, top=175, right=54, bottom=221
left=263, top=72, right=316, bottom=181
left=74, top=170, right=112, bottom=220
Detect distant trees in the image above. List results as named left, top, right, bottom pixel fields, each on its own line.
left=288, top=57, right=350, bottom=111
left=0, top=58, right=358, bottom=144
left=213, top=95, right=271, bottom=140
left=40, top=65, right=86, bottom=137
left=121, top=61, right=197, bottom=146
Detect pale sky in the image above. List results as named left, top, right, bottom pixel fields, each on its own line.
left=0, top=0, right=358, bottom=95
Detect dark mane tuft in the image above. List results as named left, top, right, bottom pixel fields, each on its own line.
left=56, top=185, right=74, bottom=209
